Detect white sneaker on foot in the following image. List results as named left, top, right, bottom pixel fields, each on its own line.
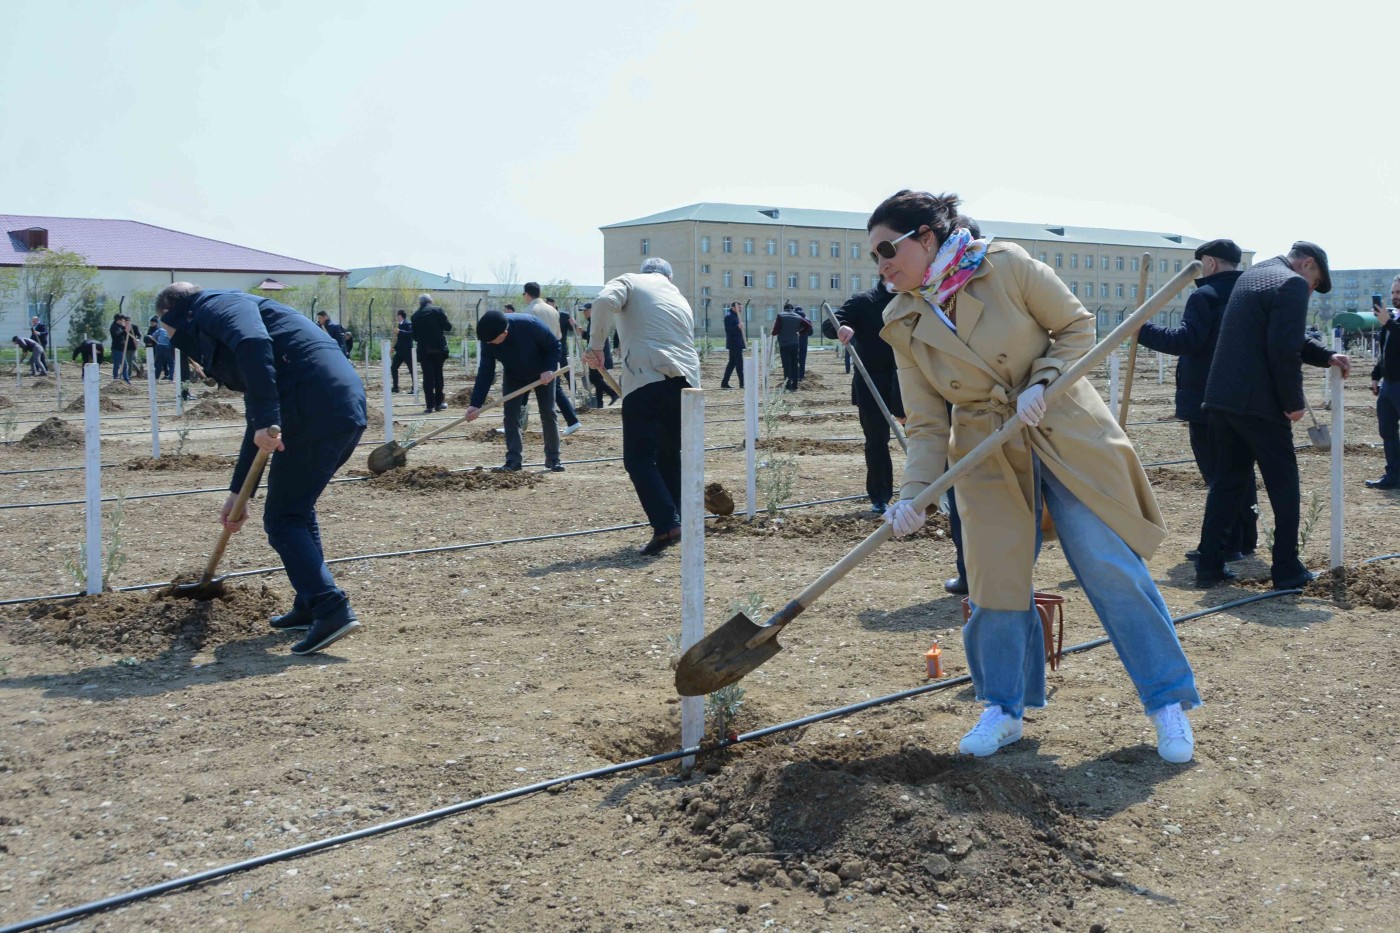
left=1150, top=702, right=1194, bottom=763
left=958, top=706, right=1023, bottom=757
left=494, top=427, right=506, bottom=434
left=562, top=422, right=581, bottom=437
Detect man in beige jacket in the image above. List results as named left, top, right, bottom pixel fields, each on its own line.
left=584, top=258, right=702, bottom=555
left=522, top=282, right=581, bottom=435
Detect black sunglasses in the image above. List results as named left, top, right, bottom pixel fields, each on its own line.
left=870, top=227, right=924, bottom=264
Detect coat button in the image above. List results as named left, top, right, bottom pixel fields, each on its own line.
left=950, top=380, right=960, bottom=390
left=905, top=318, right=915, bottom=327
left=997, top=353, right=1007, bottom=363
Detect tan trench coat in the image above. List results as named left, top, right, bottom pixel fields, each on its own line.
left=880, top=241, right=1166, bottom=610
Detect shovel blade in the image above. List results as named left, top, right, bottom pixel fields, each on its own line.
left=168, top=575, right=227, bottom=600
left=1308, top=426, right=1331, bottom=452
left=674, top=612, right=784, bottom=696
left=366, top=441, right=407, bottom=474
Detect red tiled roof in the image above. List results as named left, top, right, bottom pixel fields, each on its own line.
left=0, top=214, right=344, bottom=275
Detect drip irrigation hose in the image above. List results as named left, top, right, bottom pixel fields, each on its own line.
left=0, top=493, right=867, bottom=606
left=0, top=589, right=1297, bottom=933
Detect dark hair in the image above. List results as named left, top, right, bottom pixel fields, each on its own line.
left=396, top=309, right=407, bottom=319
left=316, top=310, right=329, bottom=318
left=504, top=303, right=515, bottom=312
left=867, top=190, right=963, bottom=247
left=154, top=282, right=202, bottom=314
left=956, top=213, right=982, bottom=239
left=523, top=282, right=541, bottom=298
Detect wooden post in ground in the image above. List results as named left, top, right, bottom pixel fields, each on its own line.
left=1330, top=334, right=1345, bottom=570
left=145, top=346, right=161, bottom=458
left=410, top=344, right=419, bottom=401
left=1109, top=351, right=1121, bottom=415
left=173, top=349, right=184, bottom=417
left=745, top=354, right=758, bottom=520
left=381, top=339, right=394, bottom=444
left=82, top=363, right=103, bottom=595
left=679, top=387, right=706, bottom=770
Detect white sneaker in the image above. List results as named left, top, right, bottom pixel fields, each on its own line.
left=958, top=706, right=1023, bottom=757
left=494, top=427, right=506, bottom=434
left=1150, top=702, right=1194, bottom=763
left=562, top=422, right=581, bottom=437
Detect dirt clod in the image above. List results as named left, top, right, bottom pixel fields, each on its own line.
left=125, top=454, right=232, bottom=472
left=65, top=395, right=124, bottom=413
left=17, top=417, right=83, bottom=449
left=183, top=400, right=242, bottom=421
left=1305, top=561, right=1400, bottom=610
left=362, top=465, right=544, bottom=492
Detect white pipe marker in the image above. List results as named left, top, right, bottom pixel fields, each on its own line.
left=82, top=363, right=103, bottom=595
left=381, top=339, right=394, bottom=444
left=679, top=387, right=705, bottom=770
left=145, top=346, right=160, bottom=458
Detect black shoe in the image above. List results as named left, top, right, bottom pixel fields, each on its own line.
left=1194, top=567, right=1239, bottom=588
left=291, top=598, right=360, bottom=655
left=492, top=464, right=521, bottom=473
left=1273, top=570, right=1318, bottom=590
left=391, top=387, right=400, bottom=393
left=720, top=383, right=732, bottom=389
left=436, top=404, right=448, bottom=411
left=1365, top=477, right=1400, bottom=489
left=423, top=407, right=435, bottom=414
left=640, top=527, right=681, bottom=556
left=1184, top=549, right=1201, bottom=561
left=869, top=502, right=886, bottom=516
left=547, top=464, right=565, bottom=473
left=269, top=604, right=312, bottom=631
left=1223, top=550, right=1246, bottom=563
left=944, top=576, right=968, bottom=595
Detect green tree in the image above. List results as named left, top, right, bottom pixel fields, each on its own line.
left=542, top=278, right=580, bottom=306
left=22, top=249, right=99, bottom=350
left=66, top=285, right=109, bottom=345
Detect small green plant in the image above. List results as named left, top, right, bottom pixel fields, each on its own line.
left=174, top=417, right=193, bottom=456
left=760, top=390, right=792, bottom=439
left=664, top=633, right=683, bottom=670
left=65, top=494, right=127, bottom=591
left=758, top=454, right=798, bottom=515
left=728, top=592, right=764, bottom=620
left=1263, top=490, right=1323, bottom=554
left=398, top=419, right=426, bottom=445
left=706, top=684, right=747, bottom=741
left=0, top=410, right=16, bottom=441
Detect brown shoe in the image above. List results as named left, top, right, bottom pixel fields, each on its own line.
left=639, top=526, right=681, bottom=556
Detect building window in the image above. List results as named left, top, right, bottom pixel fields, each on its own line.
left=1116, top=309, right=1125, bottom=324
left=1055, top=253, right=1063, bottom=268
left=1159, top=259, right=1168, bottom=273
left=1116, top=283, right=1124, bottom=298
left=830, top=241, right=840, bottom=258
left=830, top=273, right=841, bottom=290
left=1038, top=252, right=1048, bottom=263
left=1070, top=281, right=1079, bottom=295
left=765, top=239, right=777, bottom=255
left=1130, top=284, right=1138, bottom=300
left=850, top=243, right=860, bottom=260
left=1115, top=256, right=1125, bottom=271
left=809, top=272, right=820, bottom=289
left=1100, top=283, right=1109, bottom=297
left=765, top=271, right=777, bottom=288
left=1174, top=259, right=1182, bottom=272
left=743, top=272, right=755, bottom=288
left=722, top=236, right=732, bottom=253
left=700, top=286, right=710, bottom=297
left=1084, top=281, right=1093, bottom=296
left=788, top=240, right=798, bottom=257
left=700, top=264, right=710, bottom=274
left=766, top=306, right=776, bottom=321
left=1147, top=284, right=1155, bottom=297
left=1100, top=256, right=1109, bottom=270
left=700, top=236, right=710, bottom=253
left=788, top=272, right=798, bottom=288
left=850, top=274, right=861, bottom=291
left=640, top=238, right=649, bottom=255
left=809, top=241, right=819, bottom=258
left=1070, top=254, right=1079, bottom=269
left=743, top=238, right=754, bottom=254
left=722, top=270, right=733, bottom=287
left=1131, top=257, right=1140, bottom=272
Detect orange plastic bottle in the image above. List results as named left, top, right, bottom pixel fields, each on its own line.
left=925, top=641, right=943, bottom=679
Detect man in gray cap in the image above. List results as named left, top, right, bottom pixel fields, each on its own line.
left=1136, top=239, right=1254, bottom=563
left=584, top=257, right=701, bottom=555
left=1196, top=241, right=1350, bottom=590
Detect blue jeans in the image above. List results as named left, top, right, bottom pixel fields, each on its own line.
left=963, top=466, right=1200, bottom=719
left=1377, top=379, right=1400, bottom=481
left=111, top=351, right=130, bottom=382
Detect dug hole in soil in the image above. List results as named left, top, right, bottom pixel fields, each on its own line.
left=17, top=416, right=83, bottom=449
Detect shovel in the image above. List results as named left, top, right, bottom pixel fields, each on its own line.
left=820, top=301, right=907, bottom=453
left=170, top=425, right=280, bottom=599
left=366, top=366, right=570, bottom=473
left=675, top=260, right=1204, bottom=696
left=1304, top=402, right=1331, bottom=451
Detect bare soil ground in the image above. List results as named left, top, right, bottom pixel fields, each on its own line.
left=1, top=352, right=1398, bottom=932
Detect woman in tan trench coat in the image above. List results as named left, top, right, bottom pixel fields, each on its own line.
left=869, top=190, right=1199, bottom=763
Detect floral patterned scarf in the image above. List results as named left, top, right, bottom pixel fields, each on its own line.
left=912, top=227, right=992, bottom=309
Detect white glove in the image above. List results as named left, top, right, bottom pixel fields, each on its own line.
left=883, top=500, right=926, bottom=537
left=1016, top=384, right=1047, bottom=427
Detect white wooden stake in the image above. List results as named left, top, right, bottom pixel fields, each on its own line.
left=381, top=339, right=394, bottom=444
left=13, top=346, right=20, bottom=387
left=82, top=363, right=103, bottom=595
left=410, top=344, right=419, bottom=399
left=1109, top=351, right=1121, bottom=414
left=1330, top=334, right=1345, bottom=570
left=173, top=348, right=184, bottom=417
left=54, top=346, right=63, bottom=411
left=145, top=346, right=161, bottom=458
left=745, top=354, right=758, bottom=520
left=679, top=387, right=705, bottom=770
left=1158, top=351, right=1165, bottom=384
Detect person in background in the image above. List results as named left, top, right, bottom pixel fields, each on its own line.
left=771, top=303, right=811, bottom=391
left=465, top=309, right=563, bottom=473
left=1365, top=276, right=1400, bottom=489
left=314, top=310, right=350, bottom=358
left=522, top=283, right=581, bottom=436
left=12, top=335, right=48, bottom=375
left=72, top=338, right=104, bottom=366
left=30, top=315, right=49, bottom=351
left=146, top=315, right=176, bottom=380
left=580, top=302, right=620, bottom=407
left=411, top=293, right=452, bottom=414
left=720, top=301, right=745, bottom=389
left=110, top=312, right=135, bottom=382
left=796, top=306, right=811, bottom=381
left=390, top=309, right=413, bottom=393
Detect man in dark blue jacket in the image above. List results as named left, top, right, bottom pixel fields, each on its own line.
left=1367, top=281, right=1400, bottom=488
left=720, top=302, right=745, bottom=389
left=1195, top=242, right=1350, bottom=590
left=411, top=294, right=453, bottom=414
left=390, top=309, right=413, bottom=393
left=315, top=310, right=351, bottom=359
left=771, top=304, right=811, bottom=391
left=1136, top=238, right=1254, bottom=561
left=156, top=283, right=368, bottom=655
left=464, top=310, right=563, bottom=472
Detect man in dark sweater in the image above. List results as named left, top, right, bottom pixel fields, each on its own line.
left=720, top=301, right=745, bottom=389
left=465, top=310, right=563, bottom=472
left=12, top=335, right=48, bottom=375
left=771, top=304, right=811, bottom=391
left=314, top=311, right=351, bottom=359
left=390, top=309, right=413, bottom=393
left=1195, top=242, right=1350, bottom=590
left=72, top=339, right=104, bottom=366
left=1366, top=277, right=1400, bottom=488
left=110, top=313, right=136, bottom=382
left=411, top=294, right=453, bottom=413
left=156, top=283, right=368, bottom=655
left=1136, top=238, right=1254, bottom=560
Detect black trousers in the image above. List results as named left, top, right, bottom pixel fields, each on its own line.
left=721, top=347, right=744, bottom=387
left=622, top=377, right=686, bottom=533
left=856, top=369, right=902, bottom=508
left=418, top=349, right=447, bottom=409
left=390, top=347, right=412, bottom=391
left=1188, top=420, right=1257, bottom=554
left=797, top=336, right=808, bottom=379
left=589, top=368, right=619, bottom=406
left=779, top=344, right=800, bottom=390
left=1198, top=411, right=1306, bottom=585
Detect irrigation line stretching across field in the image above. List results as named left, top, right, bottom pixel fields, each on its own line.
left=0, top=589, right=1297, bottom=933
left=0, top=492, right=866, bottom=605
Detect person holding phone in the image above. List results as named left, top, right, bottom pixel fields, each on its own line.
left=1366, top=277, right=1400, bottom=488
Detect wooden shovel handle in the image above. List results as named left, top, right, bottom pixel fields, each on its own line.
left=1118, top=252, right=1154, bottom=426
left=594, top=364, right=623, bottom=396
left=400, top=366, right=571, bottom=454
left=199, top=425, right=280, bottom=583
left=821, top=302, right=908, bottom=453
left=749, top=261, right=1203, bottom=646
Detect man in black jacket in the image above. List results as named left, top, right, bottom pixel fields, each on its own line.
left=1366, top=277, right=1400, bottom=488
left=110, top=313, right=136, bottom=382
left=771, top=304, right=811, bottom=391
left=720, top=302, right=745, bottom=389
left=314, top=311, right=351, bottom=359
left=1136, top=238, right=1254, bottom=560
left=390, top=309, right=413, bottom=393
left=411, top=294, right=453, bottom=413
left=465, top=310, right=563, bottom=472
left=72, top=339, right=104, bottom=366
left=155, top=283, right=368, bottom=655
left=1196, top=242, right=1350, bottom=590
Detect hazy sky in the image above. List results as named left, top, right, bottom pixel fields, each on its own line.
left=4, top=1, right=1395, bottom=283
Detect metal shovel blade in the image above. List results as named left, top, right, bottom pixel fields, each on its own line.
left=366, top=440, right=408, bottom=474
left=168, top=574, right=227, bottom=600
left=1307, top=424, right=1331, bottom=452
left=674, top=612, right=784, bottom=696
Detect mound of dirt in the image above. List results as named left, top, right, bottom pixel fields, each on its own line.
left=65, top=395, right=124, bottom=413
left=781, top=411, right=855, bottom=424
left=649, top=737, right=1104, bottom=905
left=30, top=378, right=55, bottom=389
left=101, top=381, right=142, bottom=396
left=5, top=582, right=281, bottom=658
left=125, top=454, right=232, bottom=472
left=1305, top=561, right=1400, bottom=610
left=759, top=437, right=865, bottom=455
left=17, top=417, right=83, bottom=449
left=1146, top=466, right=1206, bottom=492
left=183, top=400, right=242, bottom=421
left=1298, top=442, right=1384, bottom=458
left=709, top=509, right=950, bottom=542
left=447, top=387, right=474, bottom=407
left=0, top=394, right=11, bottom=409
left=466, top=426, right=505, bottom=443
left=363, top=465, right=544, bottom=492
